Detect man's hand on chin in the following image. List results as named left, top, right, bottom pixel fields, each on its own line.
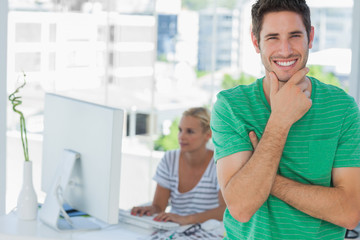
left=269, top=67, right=312, bottom=127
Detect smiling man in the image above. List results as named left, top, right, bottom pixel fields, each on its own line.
left=211, top=0, right=360, bottom=239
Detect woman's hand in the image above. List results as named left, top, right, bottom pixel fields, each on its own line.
left=131, top=184, right=170, bottom=217
left=153, top=212, right=190, bottom=225
left=131, top=206, right=190, bottom=225
left=131, top=205, right=158, bottom=217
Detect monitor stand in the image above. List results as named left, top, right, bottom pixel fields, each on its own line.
left=39, top=149, right=101, bottom=231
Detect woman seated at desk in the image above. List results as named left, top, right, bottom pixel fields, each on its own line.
left=131, top=107, right=226, bottom=225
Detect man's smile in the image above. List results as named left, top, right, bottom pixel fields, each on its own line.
left=274, top=59, right=297, bottom=67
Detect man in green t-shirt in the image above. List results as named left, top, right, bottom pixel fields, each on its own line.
left=211, top=0, right=360, bottom=239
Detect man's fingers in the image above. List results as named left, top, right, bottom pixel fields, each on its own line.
left=249, top=131, right=259, bottom=149
left=297, top=80, right=308, bottom=92
left=288, top=67, right=309, bottom=85
left=304, top=90, right=311, bottom=98
left=269, top=72, right=279, bottom=98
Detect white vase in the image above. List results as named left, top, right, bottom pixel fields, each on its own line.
left=17, top=161, right=38, bottom=220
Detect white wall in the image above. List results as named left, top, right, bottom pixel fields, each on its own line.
left=0, top=0, right=8, bottom=215
left=349, top=0, right=360, bottom=103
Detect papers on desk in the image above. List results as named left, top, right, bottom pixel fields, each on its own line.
left=140, top=229, right=223, bottom=240
left=140, top=222, right=224, bottom=240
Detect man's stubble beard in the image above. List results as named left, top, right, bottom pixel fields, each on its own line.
left=260, top=48, right=310, bottom=83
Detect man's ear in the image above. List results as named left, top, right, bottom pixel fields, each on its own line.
left=251, top=31, right=261, bottom=53
left=308, top=26, right=315, bottom=49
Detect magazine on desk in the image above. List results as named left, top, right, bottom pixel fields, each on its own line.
left=139, top=220, right=225, bottom=240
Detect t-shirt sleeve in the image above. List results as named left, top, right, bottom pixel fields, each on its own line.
left=334, top=99, right=360, bottom=168
left=211, top=92, right=253, bottom=162
left=153, top=152, right=172, bottom=189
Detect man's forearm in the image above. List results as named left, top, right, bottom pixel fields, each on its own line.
left=223, top=117, right=290, bottom=221
left=271, top=175, right=359, bottom=229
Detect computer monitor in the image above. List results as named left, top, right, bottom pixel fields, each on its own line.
left=40, top=93, right=124, bottom=230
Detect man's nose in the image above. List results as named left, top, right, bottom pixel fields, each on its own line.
left=278, top=39, right=293, bottom=56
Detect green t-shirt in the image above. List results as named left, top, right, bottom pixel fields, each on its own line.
left=211, top=77, right=360, bottom=239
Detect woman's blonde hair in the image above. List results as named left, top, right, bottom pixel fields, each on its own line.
left=182, top=107, right=211, bottom=133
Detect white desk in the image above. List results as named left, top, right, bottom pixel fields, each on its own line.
left=0, top=212, right=154, bottom=240
left=0, top=212, right=225, bottom=240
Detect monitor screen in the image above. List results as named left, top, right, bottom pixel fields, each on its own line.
left=41, top=93, right=124, bottom=225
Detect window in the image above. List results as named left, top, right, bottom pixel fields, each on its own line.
left=2, top=0, right=358, bottom=215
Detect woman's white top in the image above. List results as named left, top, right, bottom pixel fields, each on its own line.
left=153, top=149, right=220, bottom=216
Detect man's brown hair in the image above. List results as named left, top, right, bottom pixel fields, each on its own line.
left=251, top=0, right=311, bottom=44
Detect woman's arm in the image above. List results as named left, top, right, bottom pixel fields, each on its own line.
left=131, top=184, right=170, bottom=216
left=153, top=190, right=226, bottom=225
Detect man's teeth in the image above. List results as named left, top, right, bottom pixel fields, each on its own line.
left=276, top=60, right=296, bottom=66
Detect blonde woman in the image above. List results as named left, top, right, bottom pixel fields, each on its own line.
left=131, top=107, right=225, bottom=225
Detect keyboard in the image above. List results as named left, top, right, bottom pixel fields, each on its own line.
left=119, top=209, right=180, bottom=230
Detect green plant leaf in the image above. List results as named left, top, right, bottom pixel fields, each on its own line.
left=8, top=72, right=30, bottom=161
